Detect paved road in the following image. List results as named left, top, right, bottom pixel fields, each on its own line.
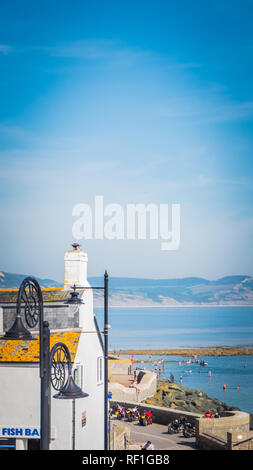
left=112, top=417, right=196, bottom=450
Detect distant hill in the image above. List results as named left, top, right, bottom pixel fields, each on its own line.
left=89, top=275, right=253, bottom=307
left=1, top=271, right=253, bottom=306
left=0, top=271, right=62, bottom=289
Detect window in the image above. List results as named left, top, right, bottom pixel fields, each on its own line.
left=97, top=356, right=103, bottom=384
left=73, top=364, right=83, bottom=389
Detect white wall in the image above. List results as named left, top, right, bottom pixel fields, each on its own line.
left=0, top=365, right=40, bottom=427
left=0, top=364, right=73, bottom=449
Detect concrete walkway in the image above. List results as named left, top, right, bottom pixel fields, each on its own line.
left=110, top=374, right=135, bottom=387
left=112, top=418, right=197, bottom=450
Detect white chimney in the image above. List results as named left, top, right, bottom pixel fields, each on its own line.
left=64, top=244, right=88, bottom=289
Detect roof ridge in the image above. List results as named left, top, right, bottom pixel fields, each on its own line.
left=0, top=287, right=64, bottom=292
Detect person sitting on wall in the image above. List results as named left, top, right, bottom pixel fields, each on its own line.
left=204, top=409, right=212, bottom=418
left=141, top=441, right=154, bottom=450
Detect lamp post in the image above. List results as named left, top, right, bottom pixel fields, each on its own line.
left=104, top=270, right=109, bottom=451
left=40, top=319, right=51, bottom=450
left=65, top=270, right=110, bottom=450
left=50, top=342, right=89, bottom=450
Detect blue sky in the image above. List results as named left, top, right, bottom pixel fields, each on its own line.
left=0, top=0, right=253, bottom=281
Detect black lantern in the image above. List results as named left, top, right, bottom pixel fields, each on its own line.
left=1, top=277, right=41, bottom=341
left=2, top=315, right=35, bottom=341
left=50, top=342, right=88, bottom=399
left=64, top=284, right=84, bottom=305
left=53, top=373, right=89, bottom=399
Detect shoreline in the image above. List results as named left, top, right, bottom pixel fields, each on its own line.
left=112, top=346, right=253, bottom=356
left=95, top=304, right=253, bottom=308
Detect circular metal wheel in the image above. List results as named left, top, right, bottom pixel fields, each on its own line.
left=50, top=342, right=72, bottom=391
left=17, top=277, right=43, bottom=328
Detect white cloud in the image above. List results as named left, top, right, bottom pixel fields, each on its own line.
left=166, top=62, right=203, bottom=70
left=40, top=39, right=147, bottom=67
left=160, top=98, right=253, bottom=123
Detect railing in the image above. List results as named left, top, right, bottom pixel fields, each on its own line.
left=227, top=431, right=253, bottom=450
left=198, top=432, right=227, bottom=450
left=203, top=432, right=227, bottom=445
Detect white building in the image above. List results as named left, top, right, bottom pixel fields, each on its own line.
left=0, top=246, right=105, bottom=450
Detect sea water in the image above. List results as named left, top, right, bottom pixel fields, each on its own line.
left=95, top=306, right=253, bottom=350
left=95, top=306, right=253, bottom=413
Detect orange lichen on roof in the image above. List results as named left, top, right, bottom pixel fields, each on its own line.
left=108, top=355, right=131, bottom=363
left=0, top=330, right=81, bottom=363
left=0, top=288, right=19, bottom=292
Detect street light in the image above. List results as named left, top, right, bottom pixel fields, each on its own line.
left=50, top=342, right=89, bottom=450
left=64, top=270, right=110, bottom=450
left=64, top=284, right=84, bottom=305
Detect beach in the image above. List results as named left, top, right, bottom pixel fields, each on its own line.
left=112, top=346, right=253, bottom=357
